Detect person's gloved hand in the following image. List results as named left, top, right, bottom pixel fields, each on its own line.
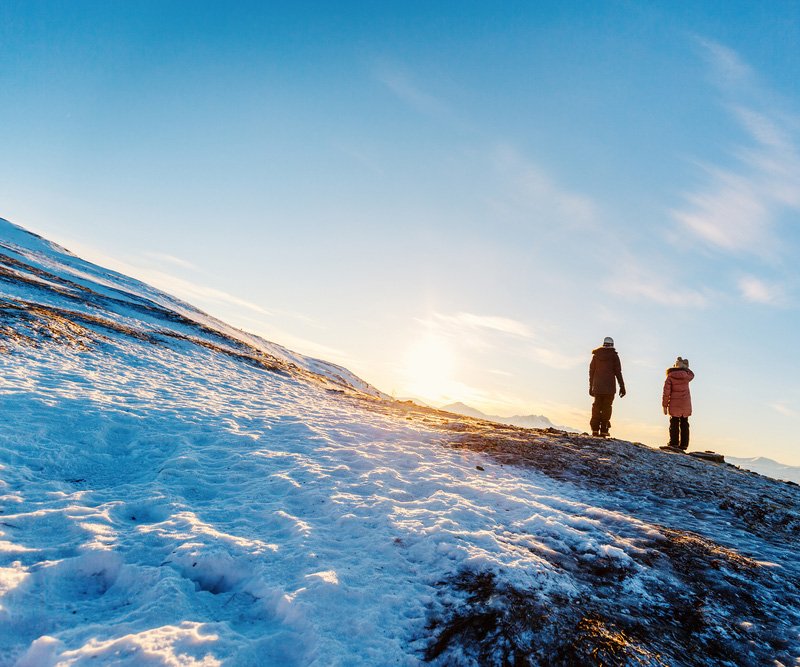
left=619, top=388, right=626, bottom=398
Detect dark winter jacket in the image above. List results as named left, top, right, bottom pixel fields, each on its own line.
left=589, top=347, right=625, bottom=396
left=662, top=368, right=694, bottom=417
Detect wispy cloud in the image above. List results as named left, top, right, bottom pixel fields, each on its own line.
left=738, top=275, right=787, bottom=306
left=374, top=63, right=452, bottom=119
left=138, top=269, right=272, bottom=316
left=674, top=169, right=769, bottom=252
left=432, top=311, right=533, bottom=338
left=45, top=238, right=271, bottom=316
left=413, top=310, right=532, bottom=357
left=697, top=38, right=753, bottom=88
left=491, top=144, right=598, bottom=228
left=144, top=251, right=197, bottom=271
left=674, top=39, right=800, bottom=255
left=418, top=310, right=582, bottom=371
left=770, top=402, right=798, bottom=418
left=605, top=262, right=709, bottom=308
left=528, top=346, right=584, bottom=370
left=330, top=139, right=385, bottom=175
left=732, top=107, right=800, bottom=208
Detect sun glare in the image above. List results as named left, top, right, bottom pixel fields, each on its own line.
left=403, top=334, right=456, bottom=402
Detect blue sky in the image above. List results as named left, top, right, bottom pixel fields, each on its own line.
left=3, top=1, right=800, bottom=463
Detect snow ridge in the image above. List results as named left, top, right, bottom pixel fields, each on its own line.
left=1, top=218, right=799, bottom=666
left=0, top=217, right=385, bottom=399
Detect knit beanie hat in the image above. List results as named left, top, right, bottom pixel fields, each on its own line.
left=603, top=337, right=614, bottom=347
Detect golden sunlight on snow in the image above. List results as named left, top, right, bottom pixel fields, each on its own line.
left=402, top=334, right=457, bottom=403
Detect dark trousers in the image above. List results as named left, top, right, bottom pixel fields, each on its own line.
left=590, top=394, right=614, bottom=433
left=669, top=416, right=690, bottom=450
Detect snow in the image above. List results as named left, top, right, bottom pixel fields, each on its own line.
left=1, top=217, right=799, bottom=665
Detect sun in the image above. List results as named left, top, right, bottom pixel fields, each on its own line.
left=403, top=334, right=456, bottom=402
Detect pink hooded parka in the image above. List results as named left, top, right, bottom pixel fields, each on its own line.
left=662, top=367, right=694, bottom=417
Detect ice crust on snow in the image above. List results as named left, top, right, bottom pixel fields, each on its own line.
left=0, top=217, right=799, bottom=666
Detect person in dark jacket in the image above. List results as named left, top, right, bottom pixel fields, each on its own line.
left=662, top=357, right=694, bottom=451
left=589, top=336, right=626, bottom=437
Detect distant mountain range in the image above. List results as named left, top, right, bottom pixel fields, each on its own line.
left=440, top=402, right=580, bottom=433
left=727, top=456, right=800, bottom=485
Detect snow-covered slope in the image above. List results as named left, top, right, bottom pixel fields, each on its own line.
left=441, top=402, right=579, bottom=433
left=1, top=218, right=799, bottom=666
left=0, top=218, right=384, bottom=399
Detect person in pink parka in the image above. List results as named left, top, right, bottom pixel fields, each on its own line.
left=662, top=357, right=694, bottom=451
